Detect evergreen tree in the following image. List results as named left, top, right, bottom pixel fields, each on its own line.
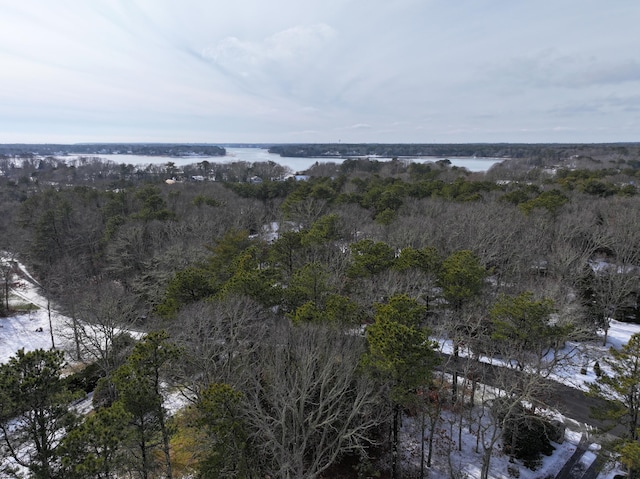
left=195, top=383, right=253, bottom=478
left=437, top=250, right=488, bottom=400
left=490, top=291, right=570, bottom=372
left=363, top=294, right=438, bottom=479
left=347, top=239, right=396, bottom=278
left=0, top=349, right=80, bottom=479
left=60, top=402, right=132, bottom=479
left=437, top=250, right=487, bottom=310
left=112, top=331, right=180, bottom=479
left=589, top=333, right=640, bottom=440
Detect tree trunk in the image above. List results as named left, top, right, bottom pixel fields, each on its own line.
left=457, top=400, right=463, bottom=452
left=159, top=407, right=173, bottom=479
left=47, top=298, right=55, bottom=350
left=480, top=450, right=491, bottom=479
left=470, top=374, right=477, bottom=407
left=139, top=418, right=149, bottom=479
left=420, top=409, right=425, bottom=479
left=427, top=412, right=438, bottom=468
left=392, top=403, right=400, bottom=479
left=452, top=342, right=459, bottom=401
left=154, top=360, right=173, bottom=479
left=4, top=277, right=9, bottom=311
left=70, top=303, right=81, bottom=360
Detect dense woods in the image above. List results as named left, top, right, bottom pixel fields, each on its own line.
left=268, top=142, right=640, bottom=162
left=2, top=144, right=640, bottom=478
left=0, top=143, right=226, bottom=157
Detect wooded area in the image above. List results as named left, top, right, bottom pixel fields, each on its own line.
left=2, top=144, right=640, bottom=478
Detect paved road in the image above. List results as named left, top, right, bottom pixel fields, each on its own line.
left=545, top=381, right=624, bottom=436
left=438, top=354, right=619, bottom=479
left=553, top=436, right=589, bottom=479
left=438, top=353, right=626, bottom=437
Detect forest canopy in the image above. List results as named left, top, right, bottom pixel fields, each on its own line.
left=2, top=143, right=640, bottom=478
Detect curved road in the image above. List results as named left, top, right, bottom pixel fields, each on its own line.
left=439, top=353, right=626, bottom=437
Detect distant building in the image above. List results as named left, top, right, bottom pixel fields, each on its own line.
left=283, top=174, right=310, bottom=181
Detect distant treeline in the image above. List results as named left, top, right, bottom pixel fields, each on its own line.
left=3, top=142, right=640, bottom=163
left=269, top=143, right=640, bottom=160
left=0, top=143, right=226, bottom=157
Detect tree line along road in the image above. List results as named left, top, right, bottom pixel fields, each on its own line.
left=438, top=352, right=625, bottom=438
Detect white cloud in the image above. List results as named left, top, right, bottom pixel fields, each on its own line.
left=487, top=49, right=640, bottom=90
left=0, top=1, right=639, bottom=143
left=203, top=24, right=336, bottom=78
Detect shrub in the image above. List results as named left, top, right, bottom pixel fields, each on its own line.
left=65, top=361, right=103, bottom=394
left=594, top=361, right=602, bottom=377
left=502, top=412, right=556, bottom=465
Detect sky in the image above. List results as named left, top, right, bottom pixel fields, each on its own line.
left=1, top=0, right=639, bottom=144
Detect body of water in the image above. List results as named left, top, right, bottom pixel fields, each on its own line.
left=412, top=156, right=503, bottom=172
left=64, top=147, right=505, bottom=173
left=226, top=148, right=505, bottom=173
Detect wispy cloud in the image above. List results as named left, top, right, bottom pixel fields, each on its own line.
left=204, top=24, right=336, bottom=66
left=201, top=24, right=337, bottom=99
left=0, top=1, right=639, bottom=143
left=487, top=49, right=640, bottom=89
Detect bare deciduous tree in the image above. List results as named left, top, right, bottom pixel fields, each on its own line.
left=171, top=295, right=270, bottom=397
left=242, top=323, right=384, bottom=479
left=73, top=281, right=140, bottom=377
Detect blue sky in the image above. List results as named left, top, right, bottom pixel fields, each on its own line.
left=1, top=0, right=639, bottom=144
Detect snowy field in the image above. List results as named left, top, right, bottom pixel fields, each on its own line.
left=0, top=259, right=634, bottom=479
left=0, top=261, right=76, bottom=363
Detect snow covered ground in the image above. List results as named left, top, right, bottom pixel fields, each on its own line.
left=399, top=413, right=602, bottom=479
left=0, top=259, right=634, bottom=478
left=437, top=318, right=640, bottom=394
left=0, top=261, right=75, bottom=363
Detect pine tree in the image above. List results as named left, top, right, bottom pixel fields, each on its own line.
left=0, top=349, right=80, bottom=479
left=363, top=294, right=438, bottom=479
left=589, top=333, right=640, bottom=440
left=60, top=402, right=132, bottom=479
left=112, top=330, right=180, bottom=479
